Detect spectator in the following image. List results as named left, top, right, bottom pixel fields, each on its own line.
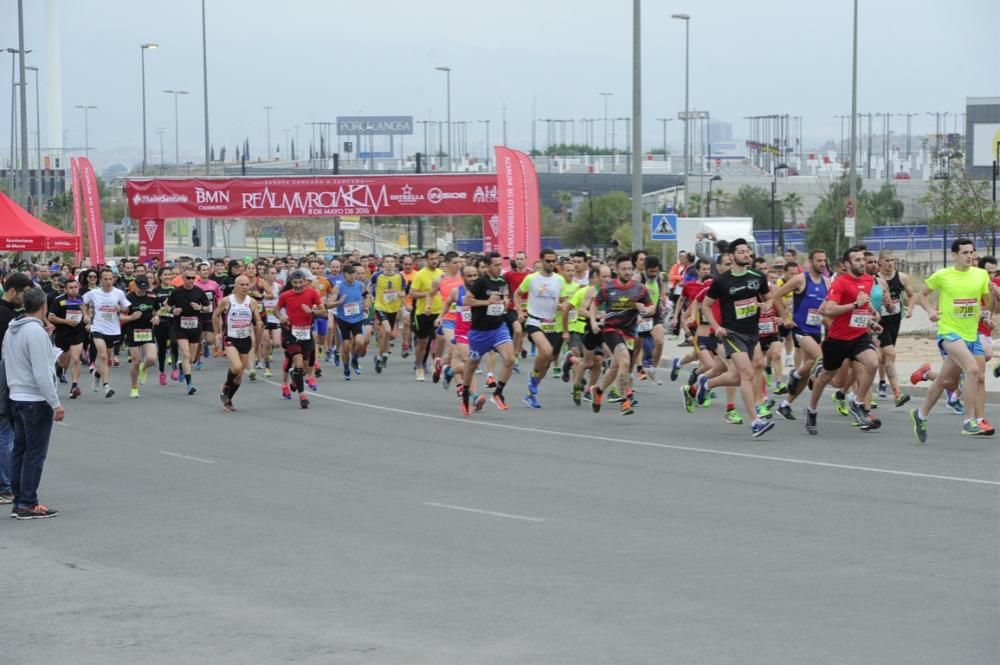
left=3, top=287, right=64, bottom=519
left=667, top=251, right=690, bottom=304
left=0, top=272, right=33, bottom=505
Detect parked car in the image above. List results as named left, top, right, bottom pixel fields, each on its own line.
left=893, top=172, right=912, bottom=180
left=932, top=171, right=950, bottom=180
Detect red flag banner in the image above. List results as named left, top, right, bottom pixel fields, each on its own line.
left=125, top=174, right=499, bottom=220
left=69, top=157, right=84, bottom=265
left=138, top=219, right=165, bottom=264
left=78, top=157, right=105, bottom=265
left=482, top=214, right=500, bottom=253
left=494, top=146, right=541, bottom=261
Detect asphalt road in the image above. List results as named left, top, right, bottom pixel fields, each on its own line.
left=3, top=355, right=998, bottom=665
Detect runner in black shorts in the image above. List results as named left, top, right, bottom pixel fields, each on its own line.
left=167, top=268, right=210, bottom=395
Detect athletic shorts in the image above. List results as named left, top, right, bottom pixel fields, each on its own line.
left=568, top=331, right=586, bottom=352
left=695, top=335, right=718, bottom=354
left=821, top=335, right=875, bottom=372
left=313, top=316, right=329, bottom=336
left=468, top=326, right=512, bottom=360
left=583, top=329, right=605, bottom=354
left=602, top=330, right=632, bottom=353
left=719, top=330, right=758, bottom=359
left=793, top=331, right=822, bottom=348
left=374, top=310, right=398, bottom=328
left=200, top=317, right=214, bottom=332
left=224, top=335, right=253, bottom=355
left=126, top=327, right=156, bottom=348
left=759, top=335, right=781, bottom=349
left=265, top=320, right=280, bottom=331
left=54, top=333, right=85, bottom=352
left=937, top=332, right=985, bottom=358
left=174, top=321, right=203, bottom=344
left=336, top=318, right=365, bottom=340
left=282, top=327, right=316, bottom=358
left=91, top=332, right=120, bottom=347
left=414, top=313, right=438, bottom=340
left=441, top=317, right=457, bottom=332
left=877, top=314, right=901, bottom=348
left=525, top=325, right=565, bottom=357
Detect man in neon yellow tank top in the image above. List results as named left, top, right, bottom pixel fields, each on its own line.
left=910, top=238, right=999, bottom=441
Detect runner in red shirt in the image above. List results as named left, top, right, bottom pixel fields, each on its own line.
left=276, top=269, right=325, bottom=408
left=502, top=251, right=532, bottom=369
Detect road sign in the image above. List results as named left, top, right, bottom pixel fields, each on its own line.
left=323, top=236, right=337, bottom=250
left=651, top=213, right=678, bottom=241
left=259, top=224, right=282, bottom=238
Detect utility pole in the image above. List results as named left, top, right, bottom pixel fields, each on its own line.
left=599, top=92, right=613, bottom=149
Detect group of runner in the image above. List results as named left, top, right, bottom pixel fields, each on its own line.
left=20, top=236, right=1000, bottom=442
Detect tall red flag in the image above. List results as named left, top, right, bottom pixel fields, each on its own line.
left=69, top=157, right=84, bottom=266
left=514, top=150, right=541, bottom=263
left=78, top=157, right=105, bottom=265
left=494, top=146, right=541, bottom=262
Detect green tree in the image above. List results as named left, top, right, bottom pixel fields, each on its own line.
left=859, top=182, right=904, bottom=226
left=561, top=191, right=632, bottom=252
left=783, top=192, right=804, bottom=227
left=728, top=185, right=784, bottom=231
left=921, top=167, right=998, bottom=250
left=804, top=175, right=876, bottom=258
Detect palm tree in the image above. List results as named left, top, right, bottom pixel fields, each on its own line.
left=783, top=192, right=804, bottom=228
left=683, top=194, right=703, bottom=217
left=712, top=190, right=731, bottom=216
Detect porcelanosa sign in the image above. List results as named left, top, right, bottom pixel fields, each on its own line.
left=336, top=116, right=413, bottom=135
left=125, top=176, right=499, bottom=219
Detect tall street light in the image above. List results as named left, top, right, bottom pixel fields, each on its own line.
left=844, top=0, right=859, bottom=259
left=599, top=92, right=612, bottom=149
left=672, top=13, right=691, bottom=210
left=74, top=104, right=97, bottom=160
left=630, top=0, right=642, bottom=252
left=163, top=89, right=189, bottom=165
left=25, top=65, right=39, bottom=172
left=771, top=163, right=789, bottom=255
left=656, top=117, right=673, bottom=165
left=139, top=42, right=158, bottom=175
left=707, top=174, right=721, bottom=217
left=435, top=66, right=451, bottom=171
left=156, top=127, right=166, bottom=171
left=264, top=106, right=273, bottom=160
left=477, top=119, right=491, bottom=168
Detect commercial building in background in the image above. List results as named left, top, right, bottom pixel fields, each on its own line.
left=966, top=97, right=1000, bottom=179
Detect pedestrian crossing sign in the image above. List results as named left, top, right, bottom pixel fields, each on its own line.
left=651, top=213, right=677, bottom=240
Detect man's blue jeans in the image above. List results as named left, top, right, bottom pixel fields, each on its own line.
left=0, top=418, right=12, bottom=495
left=10, top=401, right=54, bottom=509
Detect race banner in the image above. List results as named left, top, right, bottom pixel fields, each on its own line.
left=482, top=214, right=500, bottom=253
left=69, top=157, right=84, bottom=265
left=78, top=157, right=105, bottom=266
left=494, top=146, right=541, bottom=261
left=138, top=219, right=165, bottom=264
left=125, top=175, right=499, bottom=219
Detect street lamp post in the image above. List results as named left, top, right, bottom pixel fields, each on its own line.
left=139, top=43, right=158, bottom=175
left=844, top=0, right=859, bottom=259
left=599, top=92, right=612, bottom=149
left=163, top=90, right=189, bottom=165
left=771, top=163, right=789, bottom=256
left=477, top=119, right=490, bottom=168
left=435, top=66, right=451, bottom=171
left=707, top=174, right=721, bottom=217
left=74, top=104, right=97, bottom=160
left=25, top=65, right=39, bottom=173
left=156, top=127, right=166, bottom=172
left=672, top=13, right=691, bottom=208
left=263, top=106, right=273, bottom=161
left=656, top=117, right=672, bottom=165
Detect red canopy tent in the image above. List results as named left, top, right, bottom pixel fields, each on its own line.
left=0, top=191, right=80, bottom=252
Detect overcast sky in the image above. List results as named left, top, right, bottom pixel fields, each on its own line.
left=1, top=0, right=997, bottom=168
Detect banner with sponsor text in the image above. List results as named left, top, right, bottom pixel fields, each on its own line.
left=138, top=219, right=165, bottom=264
left=69, top=157, right=84, bottom=265
left=494, top=146, right=541, bottom=262
left=78, top=157, right=105, bottom=266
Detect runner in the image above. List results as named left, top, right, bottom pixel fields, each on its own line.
left=399, top=255, right=417, bottom=358
left=437, top=263, right=487, bottom=413
left=874, top=249, right=913, bottom=407
left=696, top=238, right=776, bottom=437
left=408, top=249, right=444, bottom=381
left=910, top=238, right=998, bottom=441
left=277, top=269, right=325, bottom=408
left=167, top=268, right=210, bottom=395
left=371, top=255, right=405, bottom=374
left=804, top=245, right=882, bottom=435
left=48, top=277, right=86, bottom=399
left=194, top=262, right=224, bottom=367
left=503, top=251, right=532, bottom=377
left=461, top=252, right=516, bottom=412
left=565, top=266, right=608, bottom=405
left=515, top=248, right=568, bottom=408
left=81, top=268, right=131, bottom=398
left=122, top=275, right=159, bottom=398
left=153, top=266, right=179, bottom=385
left=213, top=275, right=262, bottom=411
left=429, top=252, right=465, bottom=383
left=331, top=263, right=370, bottom=381
left=636, top=255, right=666, bottom=384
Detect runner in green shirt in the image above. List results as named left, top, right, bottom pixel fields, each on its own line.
left=910, top=238, right=1000, bottom=441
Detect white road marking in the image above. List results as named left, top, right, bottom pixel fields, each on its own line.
left=159, top=450, right=216, bottom=464
left=261, top=380, right=1000, bottom=487
left=422, top=502, right=545, bottom=522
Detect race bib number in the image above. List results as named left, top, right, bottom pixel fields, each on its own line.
left=849, top=310, right=871, bottom=328
left=180, top=316, right=199, bottom=330
left=291, top=326, right=312, bottom=341
left=806, top=308, right=823, bottom=327
left=133, top=328, right=153, bottom=343
left=487, top=303, right=505, bottom=316
left=885, top=298, right=901, bottom=315
left=458, top=306, right=472, bottom=322
left=66, top=310, right=83, bottom=323
left=538, top=319, right=558, bottom=332
left=382, top=290, right=399, bottom=303
left=758, top=317, right=777, bottom=336
left=734, top=298, right=759, bottom=320
left=343, top=302, right=361, bottom=317
left=229, top=314, right=252, bottom=338
left=98, top=306, right=116, bottom=323
left=952, top=298, right=978, bottom=318
left=567, top=310, right=578, bottom=322
left=636, top=318, right=654, bottom=333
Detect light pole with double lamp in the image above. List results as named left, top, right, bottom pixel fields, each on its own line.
left=671, top=13, right=691, bottom=204
left=163, top=90, right=189, bottom=166
left=435, top=66, right=451, bottom=171
left=140, top=43, right=158, bottom=175
left=74, top=105, right=97, bottom=160
left=771, top=163, right=789, bottom=255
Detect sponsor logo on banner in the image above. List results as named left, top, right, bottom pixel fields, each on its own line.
left=132, top=193, right=189, bottom=205
left=389, top=184, right=424, bottom=206
left=427, top=187, right=467, bottom=204
left=241, top=185, right=391, bottom=215
left=473, top=185, right=498, bottom=203
left=144, top=220, right=158, bottom=241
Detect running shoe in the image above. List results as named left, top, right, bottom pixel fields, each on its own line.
left=264, top=367, right=272, bottom=378
left=281, top=384, right=292, bottom=399
left=58, top=372, right=68, bottom=384
left=695, top=374, right=710, bottom=406
left=460, top=400, right=471, bottom=416
left=723, top=409, right=744, bottom=425
left=960, top=420, right=983, bottom=436
left=104, top=384, right=115, bottom=399
left=804, top=409, right=818, bottom=435
left=786, top=368, right=801, bottom=397
left=171, top=368, right=180, bottom=381
left=334, top=354, right=341, bottom=367
left=894, top=392, right=911, bottom=408
left=300, top=396, right=310, bottom=409
left=859, top=405, right=881, bottom=430
left=572, top=382, right=583, bottom=406
left=325, top=349, right=336, bottom=363
left=869, top=394, right=878, bottom=409
left=670, top=357, right=682, bottom=382
left=527, top=375, right=539, bottom=396
left=561, top=353, right=574, bottom=382
left=344, top=367, right=352, bottom=381
left=910, top=362, right=931, bottom=385
left=751, top=420, right=775, bottom=438
left=194, top=359, right=203, bottom=371
left=415, top=368, right=426, bottom=382
left=591, top=386, right=603, bottom=413
left=606, top=387, right=624, bottom=403
left=620, top=398, right=635, bottom=416
left=473, top=394, right=487, bottom=412
left=306, top=377, right=318, bottom=391
left=187, top=384, right=197, bottom=396
left=777, top=403, right=796, bottom=420
left=582, top=387, right=593, bottom=402
left=0, top=493, right=12, bottom=505
left=647, top=366, right=662, bottom=385
left=374, top=356, right=383, bottom=374
left=910, top=409, right=927, bottom=443
left=764, top=366, right=774, bottom=387
left=832, top=393, right=849, bottom=417
left=166, top=354, right=173, bottom=366
left=552, top=366, right=562, bottom=380
left=977, top=419, right=995, bottom=436
left=112, top=357, right=120, bottom=367
left=69, top=386, right=81, bottom=399
left=381, top=353, right=388, bottom=368
left=755, top=404, right=773, bottom=420
left=159, top=372, right=167, bottom=386
left=401, top=345, right=410, bottom=358
left=130, top=387, right=140, bottom=399
left=946, top=398, right=965, bottom=416
left=847, top=399, right=868, bottom=427
left=491, top=393, right=509, bottom=410
left=511, top=363, right=521, bottom=374
left=774, top=382, right=788, bottom=395
left=681, top=385, right=696, bottom=414
left=442, top=366, right=454, bottom=389
left=523, top=394, right=542, bottom=409
left=219, top=389, right=229, bottom=408
left=877, top=381, right=888, bottom=398
left=11, top=504, right=58, bottom=520
left=351, top=359, right=361, bottom=376
left=92, top=372, right=100, bottom=392
left=432, top=358, right=443, bottom=383
left=636, top=366, right=648, bottom=382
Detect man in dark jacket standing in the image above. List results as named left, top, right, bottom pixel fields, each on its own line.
left=0, top=272, right=33, bottom=505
